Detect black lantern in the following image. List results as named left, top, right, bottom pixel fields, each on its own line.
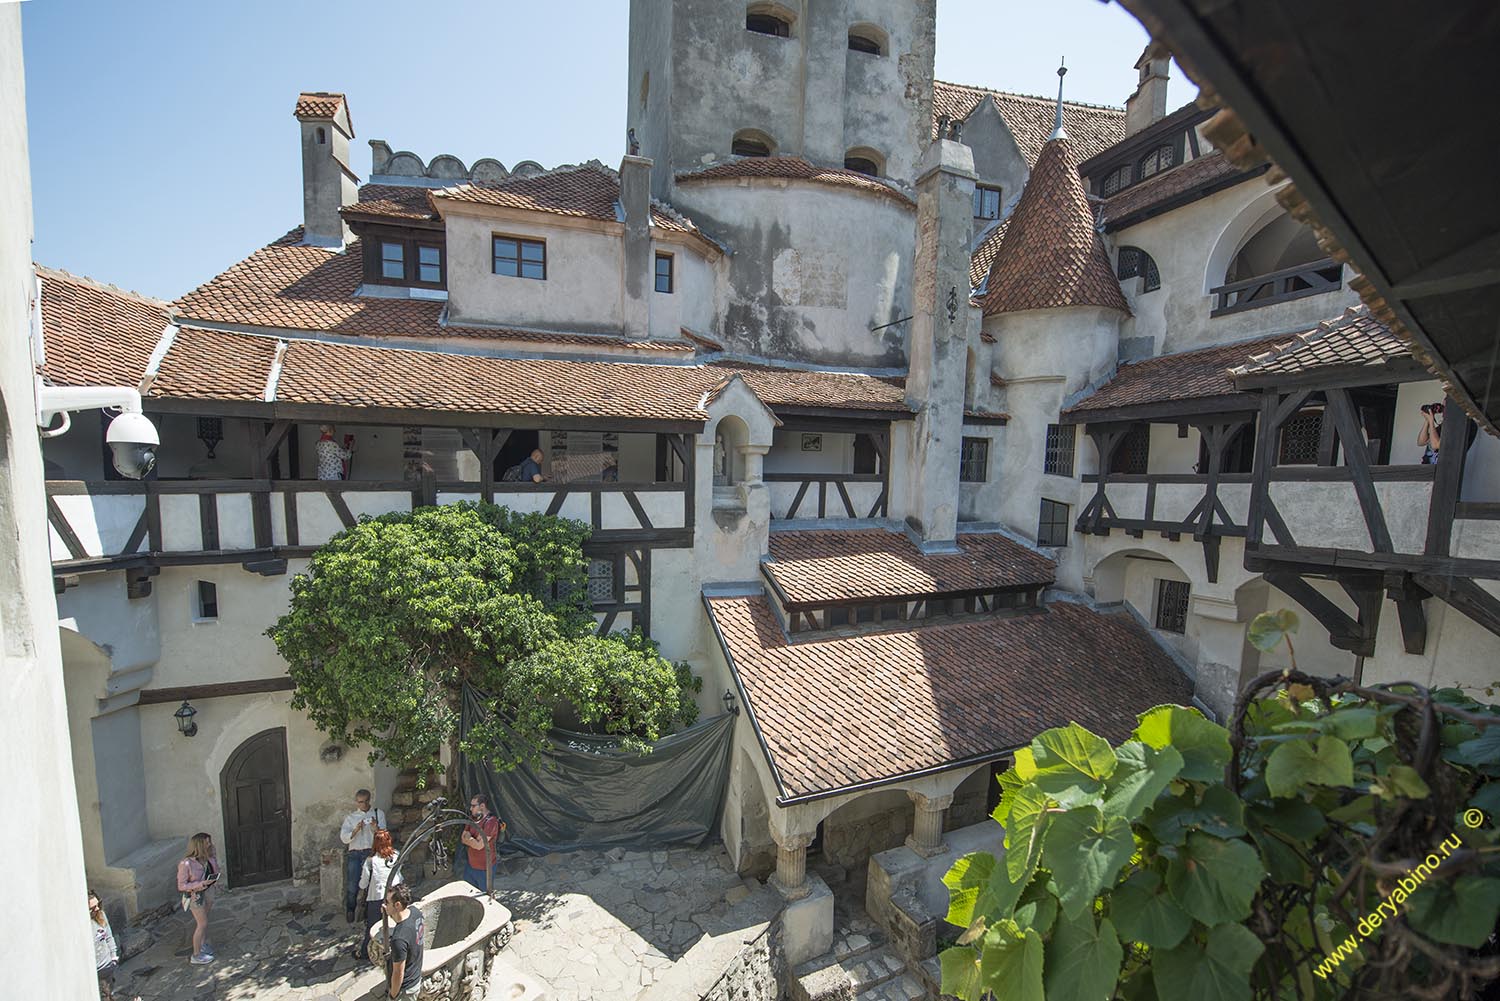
left=722, top=688, right=740, bottom=716
left=174, top=700, right=199, bottom=737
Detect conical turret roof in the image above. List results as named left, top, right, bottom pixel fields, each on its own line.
left=979, top=136, right=1130, bottom=317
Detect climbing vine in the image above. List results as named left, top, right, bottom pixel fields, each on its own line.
left=941, top=609, right=1500, bottom=1001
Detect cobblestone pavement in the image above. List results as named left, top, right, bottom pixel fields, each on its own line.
left=109, top=845, right=770, bottom=1001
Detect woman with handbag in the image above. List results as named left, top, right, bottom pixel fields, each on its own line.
left=176, top=832, right=220, bottom=965
left=355, top=828, right=402, bottom=961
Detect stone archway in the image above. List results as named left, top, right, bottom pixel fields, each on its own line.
left=220, top=727, right=292, bottom=886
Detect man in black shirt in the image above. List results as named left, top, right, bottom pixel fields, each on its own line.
left=383, top=884, right=425, bottom=1000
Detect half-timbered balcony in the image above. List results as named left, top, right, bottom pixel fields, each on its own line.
left=762, top=422, right=892, bottom=522
left=1209, top=257, right=1343, bottom=316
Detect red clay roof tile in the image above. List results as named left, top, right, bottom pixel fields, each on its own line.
left=35, top=267, right=167, bottom=389
left=1065, top=333, right=1291, bottom=416
left=675, top=157, right=915, bottom=207
left=1098, top=151, right=1259, bottom=230
left=1230, top=306, right=1408, bottom=383
left=706, top=595, right=1193, bottom=800
left=433, top=162, right=699, bottom=233
left=933, top=82, right=1126, bottom=168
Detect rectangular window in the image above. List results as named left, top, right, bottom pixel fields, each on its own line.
left=1037, top=499, right=1070, bottom=547
left=1155, top=579, right=1190, bottom=634
left=960, top=436, right=990, bottom=482
left=195, top=580, right=218, bottom=620
left=654, top=252, right=674, bottom=293
left=380, top=241, right=405, bottom=280
left=1279, top=410, right=1324, bottom=465
left=586, top=559, right=616, bottom=604
left=417, top=244, right=443, bottom=285
left=973, top=185, right=1002, bottom=220
left=493, top=236, right=546, bottom=280
left=1044, top=424, right=1075, bottom=476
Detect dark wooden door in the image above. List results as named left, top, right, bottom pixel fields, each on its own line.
left=220, top=728, right=292, bottom=886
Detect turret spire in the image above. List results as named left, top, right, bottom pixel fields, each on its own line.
left=1050, top=58, right=1068, bottom=141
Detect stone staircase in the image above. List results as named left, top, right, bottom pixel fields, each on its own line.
left=791, top=911, right=930, bottom=1001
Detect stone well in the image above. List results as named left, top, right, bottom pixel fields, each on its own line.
left=359, top=881, right=517, bottom=1000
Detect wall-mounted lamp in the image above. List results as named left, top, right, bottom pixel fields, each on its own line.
left=174, top=700, right=199, bottom=738
left=722, top=688, right=740, bottom=717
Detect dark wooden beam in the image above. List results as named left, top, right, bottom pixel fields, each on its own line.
left=1265, top=570, right=1375, bottom=656
left=1385, top=574, right=1429, bottom=655
left=1061, top=394, right=1258, bottom=427
left=199, top=493, right=220, bottom=551
left=1425, top=397, right=1473, bottom=558
left=1325, top=388, right=1392, bottom=552
left=137, top=677, right=295, bottom=706
left=326, top=491, right=356, bottom=529
left=46, top=496, right=88, bottom=560
left=1413, top=574, right=1500, bottom=641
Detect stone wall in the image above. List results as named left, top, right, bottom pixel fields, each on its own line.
left=702, top=920, right=786, bottom=1001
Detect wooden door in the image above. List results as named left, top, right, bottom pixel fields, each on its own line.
left=220, top=727, right=292, bottom=886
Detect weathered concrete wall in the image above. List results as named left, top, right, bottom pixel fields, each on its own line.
left=0, top=8, right=99, bottom=993
left=958, top=98, right=1028, bottom=240
left=672, top=179, right=915, bottom=366
left=628, top=0, right=676, bottom=199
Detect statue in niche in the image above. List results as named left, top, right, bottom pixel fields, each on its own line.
left=713, top=431, right=728, bottom=486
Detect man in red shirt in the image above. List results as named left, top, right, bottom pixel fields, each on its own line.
left=459, top=793, right=504, bottom=892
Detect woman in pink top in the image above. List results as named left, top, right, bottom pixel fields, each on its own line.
left=176, top=833, right=220, bottom=964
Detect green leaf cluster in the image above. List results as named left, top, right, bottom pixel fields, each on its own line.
left=267, top=502, right=700, bottom=776
left=940, top=680, right=1500, bottom=1001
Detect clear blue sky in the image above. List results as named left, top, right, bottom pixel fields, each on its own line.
left=21, top=0, right=1195, bottom=301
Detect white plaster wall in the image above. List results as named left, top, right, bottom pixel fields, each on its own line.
left=1462, top=427, right=1500, bottom=502
left=1110, top=178, right=1362, bottom=356
left=648, top=240, right=718, bottom=341
left=0, top=9, right=98, bottom=992
left=1149, top=423, right=1200, bottom=473
left=766, top=430, right=856, bottom=473
left=151, top=565, right=294, bottom=688
left=444, top=212, right=626, bottom=333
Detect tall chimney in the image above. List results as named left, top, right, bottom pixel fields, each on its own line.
left=904, top=132, right=977, bottom=553
left=293, top=92, right=358, bottom=247
left=1125, top=44, right=1170, bottom=136
left=619, top=151, right=653, bottom=339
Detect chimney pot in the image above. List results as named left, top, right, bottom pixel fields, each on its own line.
left=294, top=92, right=358, bottom=246
left=1124, top=45, right=1170, bottom=137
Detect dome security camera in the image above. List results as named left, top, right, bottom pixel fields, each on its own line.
left=105, top=410, right=160, bottom=480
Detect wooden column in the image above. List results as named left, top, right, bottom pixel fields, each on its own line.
left=1425, top=396, right=1473, bottom=558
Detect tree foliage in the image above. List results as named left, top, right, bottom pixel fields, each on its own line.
left=942, top=610, right=1500, bottom=1001
left=267, top=502, right=699, bottom=777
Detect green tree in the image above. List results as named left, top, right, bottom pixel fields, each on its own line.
left=267, top=502, right=699, bottom=778
left=941, top=610, right=1500, bottom=1001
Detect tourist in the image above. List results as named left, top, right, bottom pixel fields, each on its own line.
left=90, top=889, right=120, bottom=999
left=459, top=793, right=504, bottom=892
left=383, top=883, right=425, bottom=1000
left=315, top=424, right=354, bottom=480
left=340, top=788, right=386, bottom=923
left=176, top=832, right=219, bottom=965
left=1418, top=402, right=1444, bottom=464
left=355, top=829, right=402, bottom=961
left=520, top=447, right=546, bottom=483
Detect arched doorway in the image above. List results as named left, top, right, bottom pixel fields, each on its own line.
left=220, top=727, right=292, bottom=886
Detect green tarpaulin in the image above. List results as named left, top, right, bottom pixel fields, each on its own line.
left=459, top=685, right=734, bottom=855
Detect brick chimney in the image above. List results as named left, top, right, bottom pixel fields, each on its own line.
left=904, top=134, right=977, bottom=553
left=293, top=92, right=358, bottom=247
left=1125, top=44, right=1170, bottom=137
left=619, top=152, right=653, bottom=339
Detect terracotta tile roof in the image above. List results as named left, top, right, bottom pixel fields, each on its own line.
left=712, top=362, right=908, bottom=413
left=706, top=595, right=1194, bottom=801
left=294, top=92, right=346, bottom=120
left=35, top=266, right=168, bottom=389
left=675, top=157, right=915, bottom=208
left=970, top=218, right=1008, bottom=289
left=433, top=162, right=699, bottom=233
left=933, top=81, right=1126, bottom=167
left=341, top=184, right=439, bottom=222
left=1230, top=306, right=1410, bottom=383
left=764, top=530, right=1055, bottom=606
left=1098, top=152, right=1258, bottom=230
left=150, top=326, right=277, bottom=402
left=1065, top=333, right=1291, bottom=416
left=979, top=138, right=1131, bottom=317
left=173, top=228, right=691, bottom=351
left=681, top=329, right=726, bottom=353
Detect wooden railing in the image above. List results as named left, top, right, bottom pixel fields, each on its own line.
left=764, top=473, right=888, bottom=520
left=1210, top=258, right=1342, bottom=316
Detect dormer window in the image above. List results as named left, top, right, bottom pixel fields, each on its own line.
left=1139, top=143, right=1175, bottom=179
left=1099, top=163, right=1132, bottom=196
left=363, top=230, right=445, bottom=289
left=732, top=129, right=775, bottom=157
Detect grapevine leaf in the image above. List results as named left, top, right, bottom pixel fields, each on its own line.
left=1247, top=608, right=1299, bottom=652
left=1265, top=736, right=1354, bottom=797
left=1453, top=727, right=1500, bottom=770
left=1135, top=705, right=1232, bottom=782
left=1406, top=877, right=1500, bottom=949
left=1153, top=923, right=1264, bottom=1001
left=1043, top=806, right=1136, bottom=918
left=1029, top=723, right=1118, bottom=803
left=1371, top=763, right=1430, bottom=801
left=943, top=851, right=1031, bottom=931
left=1322, top=706, right=1379, bottom=741
left=1111, top=869, right=1193, bottom=949
left=1104, top=740, right=1184, bottom=821
left=1146, top=785, right=1245, bottom=845
left=1012, top=873, right=1058, bottom=936
left=978, top=920, right=1045, bottom=1001
left=1044, top=910, right=1124, bottom=1001
left=939, top=945, right=983, bottom=1001
left=1166, top=833, right=1263, bottom=926
left=1005, top=784, right=1053, bottom=883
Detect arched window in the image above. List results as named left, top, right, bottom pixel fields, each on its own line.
left=745, top=4, right=793, bottom=36
left=1099, top=163, right=1132, bottom=196
left=732, top=129, right=775, bottom=157
left=315, top=127, right=327, bottom=145
left=1138, top=143, right=1175, bottom=179
left=847, top=24, right=887, bottom=55
left=1117, top=246, right=1161, bottom=293
left=843, top=147, right=883, bottom=177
